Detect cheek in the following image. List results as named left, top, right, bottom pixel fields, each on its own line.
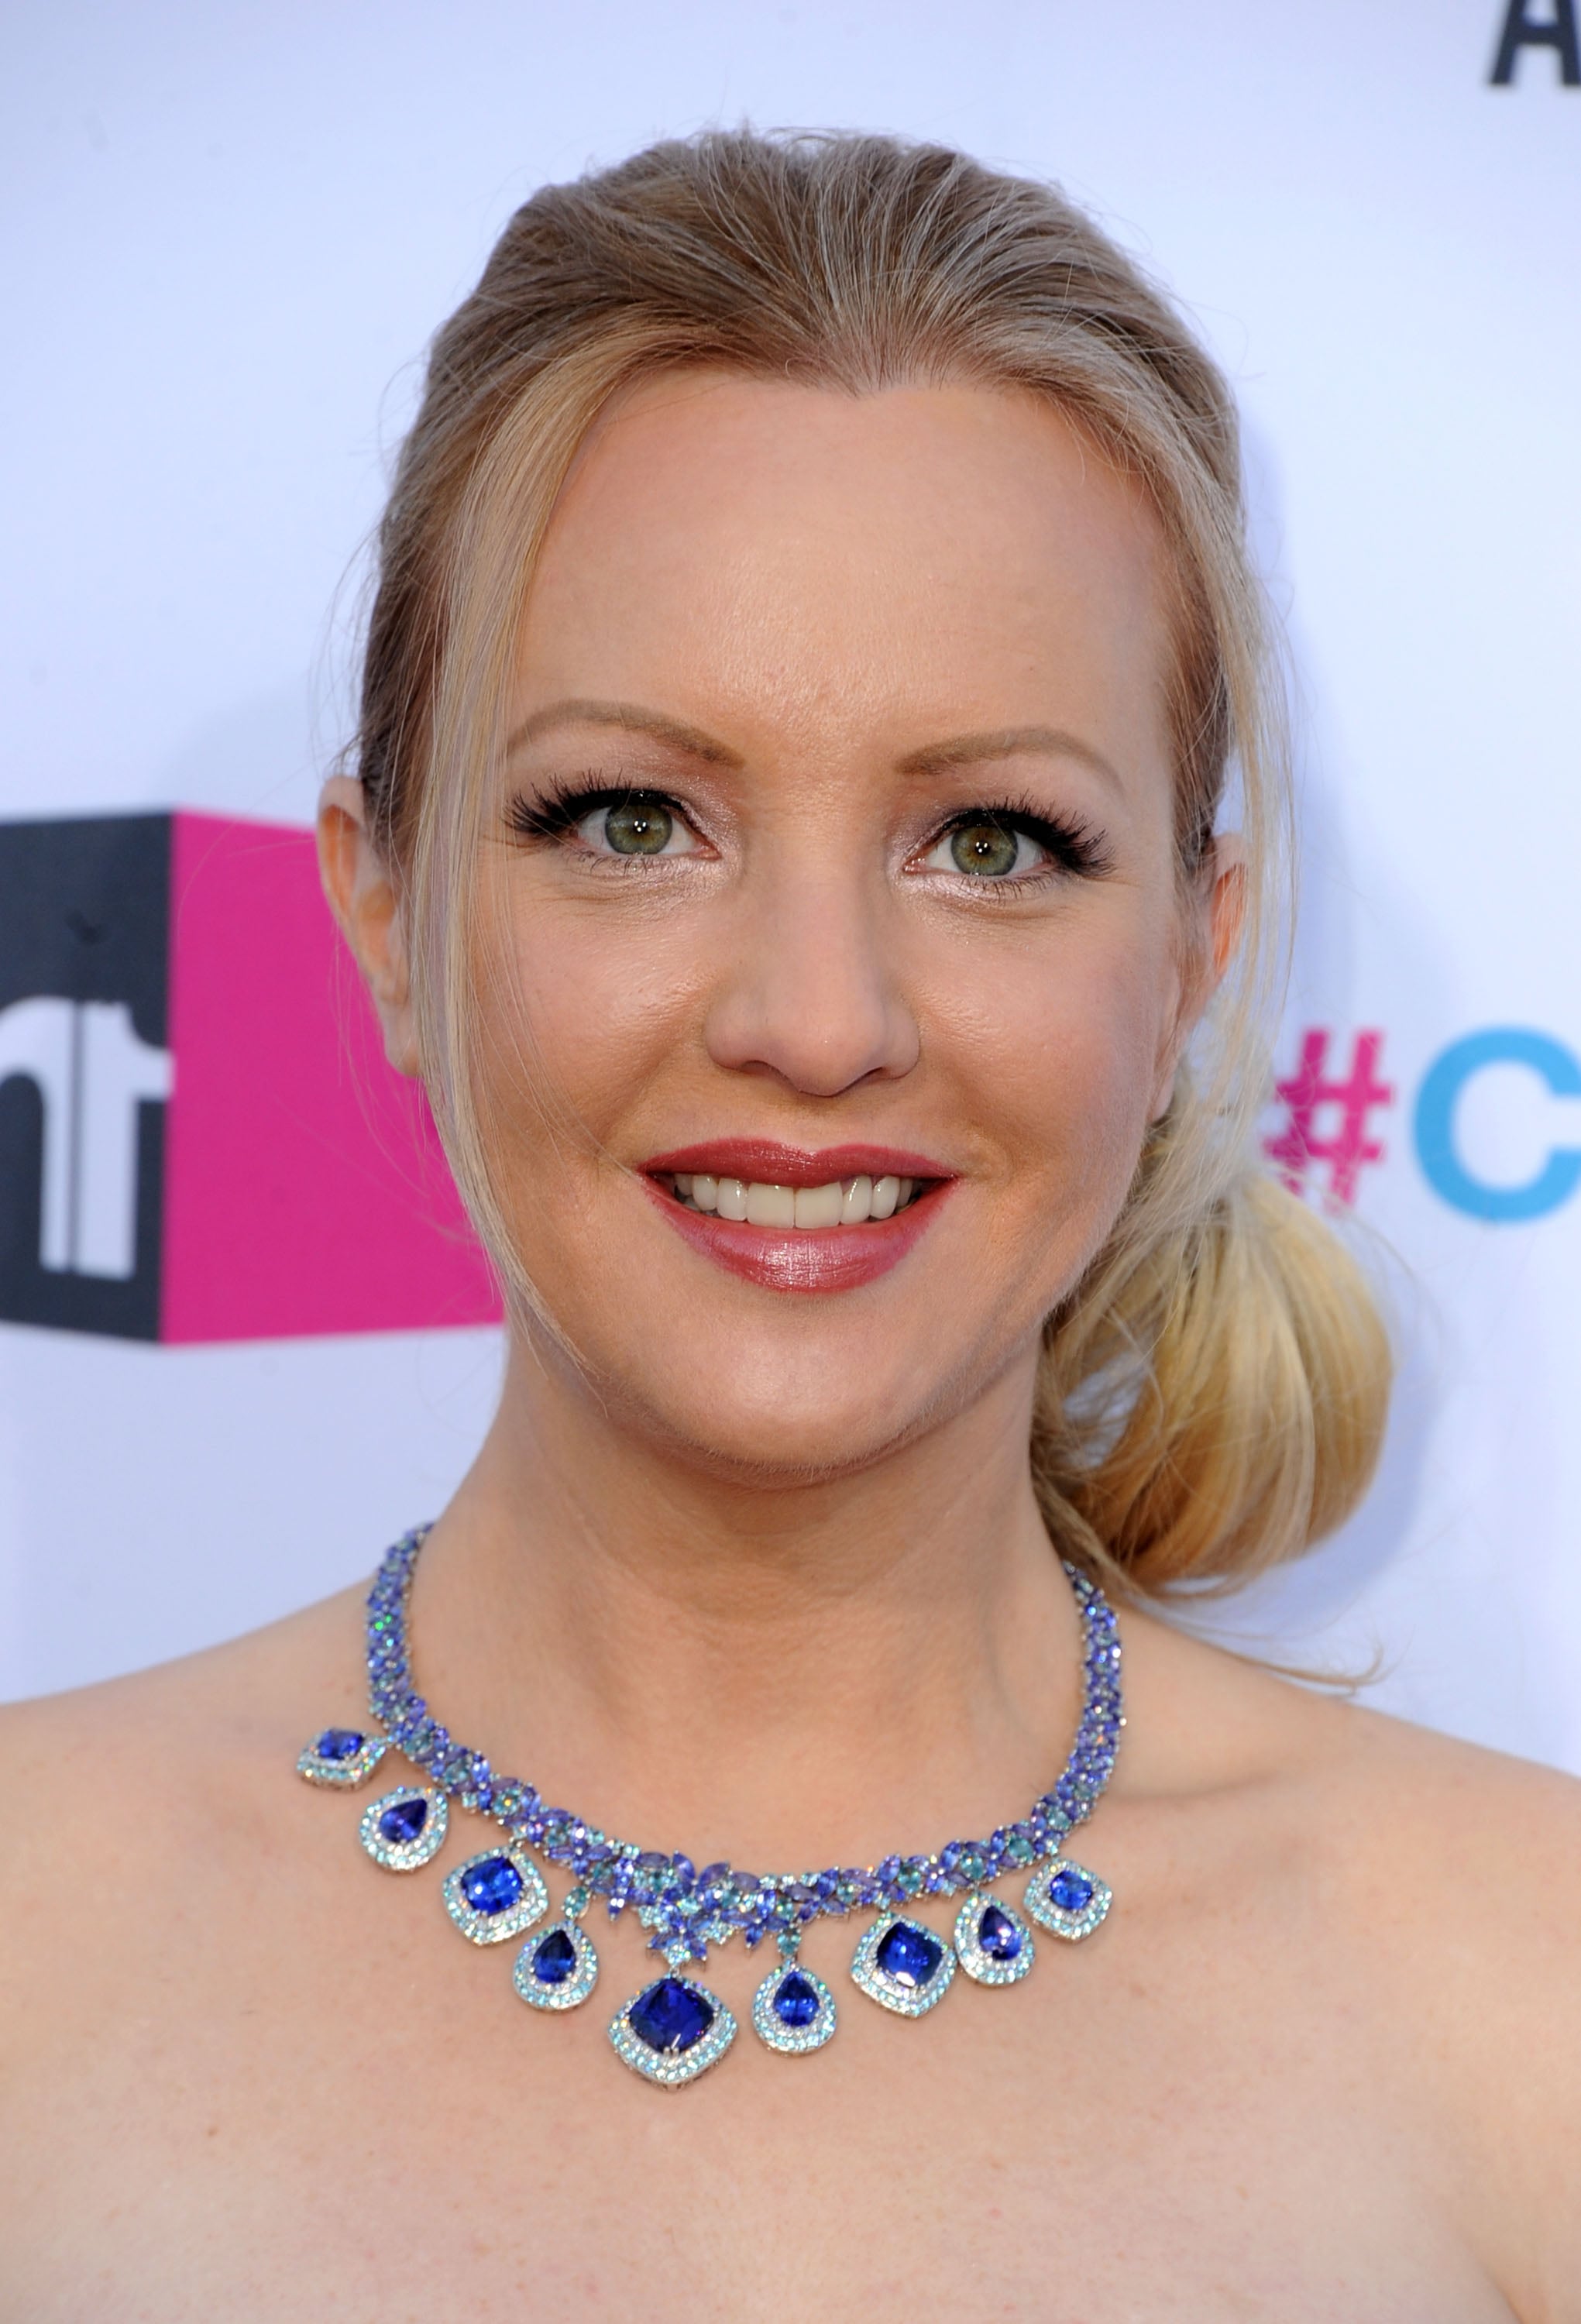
left=940, top=917, right=1174, bottom=1218
left=476, top=893, right=702, bottom=1154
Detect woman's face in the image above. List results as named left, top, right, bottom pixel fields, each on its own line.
left=469, top=373, right=1217, bottom=1475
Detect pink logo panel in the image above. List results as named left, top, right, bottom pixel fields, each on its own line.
left=161, top=811, right=501, bottom=1342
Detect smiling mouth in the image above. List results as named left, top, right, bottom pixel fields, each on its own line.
left=655, top=1171, right=933, bottom=1229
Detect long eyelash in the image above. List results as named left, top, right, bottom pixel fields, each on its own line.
left=941, top=798, right=1115, bottom=879
left=505, top=779, right=676, bottom=841
left=507, top=781, right=1111, bottom=878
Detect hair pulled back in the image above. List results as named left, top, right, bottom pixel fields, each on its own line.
left=353, top=128, right=1390, bottom=1599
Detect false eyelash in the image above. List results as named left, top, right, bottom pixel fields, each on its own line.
left=506, top=779, right=1114, bottom=880
left=505, top=779, right=678, bottom=842
left=936, top=799, right=1116, bottom=880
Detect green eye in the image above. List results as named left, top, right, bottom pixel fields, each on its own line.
left=603, top=798, right=674, bottom=855
left=949, top=819, right=1020, bottom=878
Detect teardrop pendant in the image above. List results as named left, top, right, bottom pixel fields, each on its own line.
left=359, top=1784, right=448, bottom=1870
left=953, top=1890, right=1036, bottom=1985
left=515, top=1917, right=600, bottom=2010
left=752, top=1937, right=837, bottom=2054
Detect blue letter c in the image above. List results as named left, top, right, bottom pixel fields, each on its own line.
left=1414, top=1027, right=1581, bottom=1222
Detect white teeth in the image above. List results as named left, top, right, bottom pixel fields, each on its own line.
left=793, top=1181, right=844, bottom=1229
left=668, top=1170, right=928, bottom=1229
left=745, top=1181, right=797, bottom=1229
left=841, top=1175, right=872, bottom=1224
left=869, top=1174, right=900, bottom=1220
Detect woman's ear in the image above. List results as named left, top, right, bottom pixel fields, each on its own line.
left=1207, top=833, right=1248, bottom=983
left=317, top=775, right=421, bottom=1077
left=1148, top=834, right=1248, bottom=1122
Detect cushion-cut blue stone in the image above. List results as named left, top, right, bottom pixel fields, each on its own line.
left=1050, top=1869, right=1095, bottom=1913
left=317, top=1727, right=364, bottom=1761
left=978, top=1903, right=1022, bottom=1960
left=531, top=1929, right=578, bottom=1985
left=460, top=1855, right=524, bottom=1915
left=628, top=1976, right=715, bottom=2054
left=772, top=1972, right=820, bottom=2029
left=874, top=1920, right=943, bottom=1989
left=378, top=1795, right=428, bottom=1844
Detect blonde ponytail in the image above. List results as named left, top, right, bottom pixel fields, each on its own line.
left=1033, top=1145, right=1391, bottom=1595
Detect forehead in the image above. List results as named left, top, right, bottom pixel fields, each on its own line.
left=513, top=372, right=1173, bottom=766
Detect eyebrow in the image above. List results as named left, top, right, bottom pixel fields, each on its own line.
left=895, top=725, right=1124, bottom=794
left=507, top=701, right=1122, bottom=793
left=505, top=699, right=744, bottom=768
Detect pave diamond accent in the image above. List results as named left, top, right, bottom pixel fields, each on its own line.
left=609, top=1976, right=737, bottom=2087
left=850, top=1914, right=957, bottom=2018
left=751, top=1961, right=838, bottom=2054
left=359, top=1785, right=448, bottom=1871
left=1024, top=1857, right=1112, bottom=1941
left=514, top=1918, right=600, bottom=2011
left=442, top=1847, right=548, bottom=1944
left=298, top=1728, right=388, bottom=1788
left=953, top=1892, right=1036, bottom=1985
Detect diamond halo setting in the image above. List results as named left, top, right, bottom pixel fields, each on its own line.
left=1025, top=1857, right=1112, bottom=1941
left=515, top=1918, right=600, bottom=2010
left=442, top=1846, right=548, bottom=1944
left=359, top=1785, right=448, bottom=1871
left=953, top=1893, right=1036, bottom=1985
left=297, top=1728, right=388, bottom=1788
left=751, top=1958, right=838, bottom=2054
left=609, top=1975, right=737, bottom=2086
left=850, top=1913, right=957, bottom=2018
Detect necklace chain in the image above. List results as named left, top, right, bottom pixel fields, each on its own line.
left=359, top=1525, right=1124, bottom=1965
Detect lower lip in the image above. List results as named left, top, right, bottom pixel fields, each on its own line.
left=640, top=1179, right=952, bottom=1292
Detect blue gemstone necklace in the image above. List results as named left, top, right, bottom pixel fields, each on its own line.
left=298, top=1525, right=1123, bottom=2088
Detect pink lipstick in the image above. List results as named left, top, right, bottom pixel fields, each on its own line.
left=637, top=1140, right=957, bottom=1293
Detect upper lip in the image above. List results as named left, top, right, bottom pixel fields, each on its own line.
left=640, top=1139, right=956, bottom=1188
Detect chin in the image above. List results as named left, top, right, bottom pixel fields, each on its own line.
left=651, top=1392, right=949, bottom=1486
left=570, top=1308, right=995, bottom=1483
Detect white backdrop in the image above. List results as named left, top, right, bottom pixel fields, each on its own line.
left=4, top=0, right=1579, bottom=1770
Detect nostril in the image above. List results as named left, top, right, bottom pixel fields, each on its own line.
left=700, top=955, right=922, bottom=1096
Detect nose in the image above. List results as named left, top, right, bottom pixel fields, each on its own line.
left=702, top=855, right=921, bottom=1098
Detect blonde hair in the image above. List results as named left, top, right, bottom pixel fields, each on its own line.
left=354, top=129, right=1390, bottom=1599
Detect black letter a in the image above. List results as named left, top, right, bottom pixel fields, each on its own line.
left=1489, top=0, right=1581, bottom=82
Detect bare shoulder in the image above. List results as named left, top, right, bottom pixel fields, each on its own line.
left=1127, top=1606, right=1581, bottom=2319
left=0, top=1582, right=366, bottom=1796
left=0, top=1587, right=365, bottom=2030
left=1308, top=1677, right=1581, bottom=2094
left=1307, top=1683, right=1581, bottom=2319
left=1127, top=1595, right=1581, bottom=1913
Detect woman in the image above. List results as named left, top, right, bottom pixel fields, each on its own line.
left=2, top=132, right=1576, bottom=2317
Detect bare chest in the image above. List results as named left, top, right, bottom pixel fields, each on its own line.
left=3, top=1845, right=1511, bottom=2323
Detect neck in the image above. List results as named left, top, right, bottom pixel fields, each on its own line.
left=407, top=1329, right=1085, bottom=1873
